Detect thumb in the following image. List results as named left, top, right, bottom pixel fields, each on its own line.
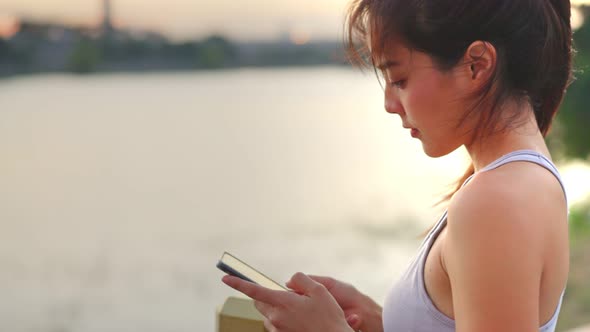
left=346, top=314, right=362, bottom=330
left=287, top=272, right=322, bottom=295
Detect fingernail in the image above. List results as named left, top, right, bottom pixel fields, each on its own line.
left=347, top=315, right=358, bottom=325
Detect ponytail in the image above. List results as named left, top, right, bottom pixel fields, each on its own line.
left=536, top=0, right=573, bottom=136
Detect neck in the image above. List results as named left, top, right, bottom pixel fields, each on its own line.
left=464, top=107, right=550, bottom=172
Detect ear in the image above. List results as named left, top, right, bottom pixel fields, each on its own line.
left=465, top=41, right=496, bottom=82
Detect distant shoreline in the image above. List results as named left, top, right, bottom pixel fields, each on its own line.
left=0, top=63, right=355, bottom=81
left=1, top=21, right=348, bottom=79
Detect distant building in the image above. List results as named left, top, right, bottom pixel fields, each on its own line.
left=102, top=0, right=114, bottom=36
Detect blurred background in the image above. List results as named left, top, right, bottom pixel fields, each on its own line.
left=0, top=1, right=589, bottom=331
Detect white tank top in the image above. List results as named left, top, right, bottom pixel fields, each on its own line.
left=382, top=150, right=568, bottom=332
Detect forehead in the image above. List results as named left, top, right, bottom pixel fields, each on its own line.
left=372, top=42, right=413, bottom=71
left=370, top=36, right=412, bottom=70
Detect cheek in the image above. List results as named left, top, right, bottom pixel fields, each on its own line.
left=405, top=76, right=448, bottom=124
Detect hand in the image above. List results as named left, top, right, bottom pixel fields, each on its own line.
left=222, top=272, right=355, bottom=332
left=305, top=276, right=383, bottom=332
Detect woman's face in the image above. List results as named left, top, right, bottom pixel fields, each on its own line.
left=378, top=42, right=475, bottom=157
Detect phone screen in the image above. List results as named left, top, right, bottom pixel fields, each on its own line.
left=217, top=252, right=287, bottom=291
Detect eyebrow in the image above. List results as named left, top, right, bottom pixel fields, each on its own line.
left=376, top=60, right=401, bottom=70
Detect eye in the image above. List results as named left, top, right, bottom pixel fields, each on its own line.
left=391, top=79, right=406, bottom=89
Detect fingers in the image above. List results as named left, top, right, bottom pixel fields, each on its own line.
left=222, top=275, right=292, bottom=306
left=286, top=272, right=324, bottom=296
left=346, top=313, right=363, bottom=330
left=284, top=279, right=304, bottom=295
left=263, top=318, right=276, bottom=332
left=307, top=275, right=337, bottom=290
left=254, top=300, right=273, bottom=316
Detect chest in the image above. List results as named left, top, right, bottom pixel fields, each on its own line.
left=423, top=225, right=455, bottom=319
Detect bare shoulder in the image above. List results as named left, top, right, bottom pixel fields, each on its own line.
left=442, top=161, right=567, bottom=330
left=448, top=161, right=566, bottom=230
left=445, top=162, right=565, bottom=272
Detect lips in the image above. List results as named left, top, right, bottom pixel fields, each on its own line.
left=402, top=123, right=419, bottom=137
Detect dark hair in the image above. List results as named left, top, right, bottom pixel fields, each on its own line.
left=345, top=0, right=574, bottom=234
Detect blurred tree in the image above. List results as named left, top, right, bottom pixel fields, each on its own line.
left=550, top=15, right=590, bottom=160
left=0, top=38, right=9, bottom=61
left=67, top=39, right=102, bottom=74
left=551, top=11, right=590, bottom=331
left=196, top=35, right=237, bottom=68
left=556, top=201, right=590, bottom=331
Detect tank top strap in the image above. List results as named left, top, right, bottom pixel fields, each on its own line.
left=478, top=149, right=568, bottom=206
left=421, top=210, right=448, bottom=247
left=421, top=149, right=567, bottom=246
left=423, top=170, right=477, bottom=242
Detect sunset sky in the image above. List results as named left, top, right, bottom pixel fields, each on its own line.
left=0, top=0, right=588, bottom=41
left=0, top=0, right=350, bottom=41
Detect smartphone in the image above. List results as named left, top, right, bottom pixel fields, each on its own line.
left=217, top=252, right=287, bottom=291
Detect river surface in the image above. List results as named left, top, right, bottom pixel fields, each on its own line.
left=3, top=67, right=586, bottom=332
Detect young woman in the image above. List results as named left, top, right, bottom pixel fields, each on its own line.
left=222, top=0, right=573, bottom=331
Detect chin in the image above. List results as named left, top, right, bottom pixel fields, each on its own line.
left=421, top=142, right=458, bottom=158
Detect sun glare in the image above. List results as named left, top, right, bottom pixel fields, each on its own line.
left=572, top=6, right=585, bottom=30
left=0, top=14, right=19, bottom=38
left=290, top=30, right=311, bottom=45
left=561, top=162, right=590, bottom=205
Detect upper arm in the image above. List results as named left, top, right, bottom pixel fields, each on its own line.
left=444, top=175, right=545, bottom=332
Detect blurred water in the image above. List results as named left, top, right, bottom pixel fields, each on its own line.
left=0, top=68, right=469, bottom=332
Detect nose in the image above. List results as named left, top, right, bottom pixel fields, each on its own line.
left=384, top=91, right=403, bottom=115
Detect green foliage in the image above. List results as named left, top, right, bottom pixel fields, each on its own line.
left=551, top=20, right=590, bottom=160
left=569, top=200, right=590, bottom=245
left=557, top=200, right=590, bottom=331
left=0, top=37, right=34, bottom=72
left=0, top=38, right=9, bottom=61
left=67, top=39, right=102, bottom=74
left=196, top=35, right=237, bottom=68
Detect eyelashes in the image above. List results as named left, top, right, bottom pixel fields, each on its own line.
left=377, top=69, right=407, bottom=89
left=391, top=79, right=407, bottom=89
